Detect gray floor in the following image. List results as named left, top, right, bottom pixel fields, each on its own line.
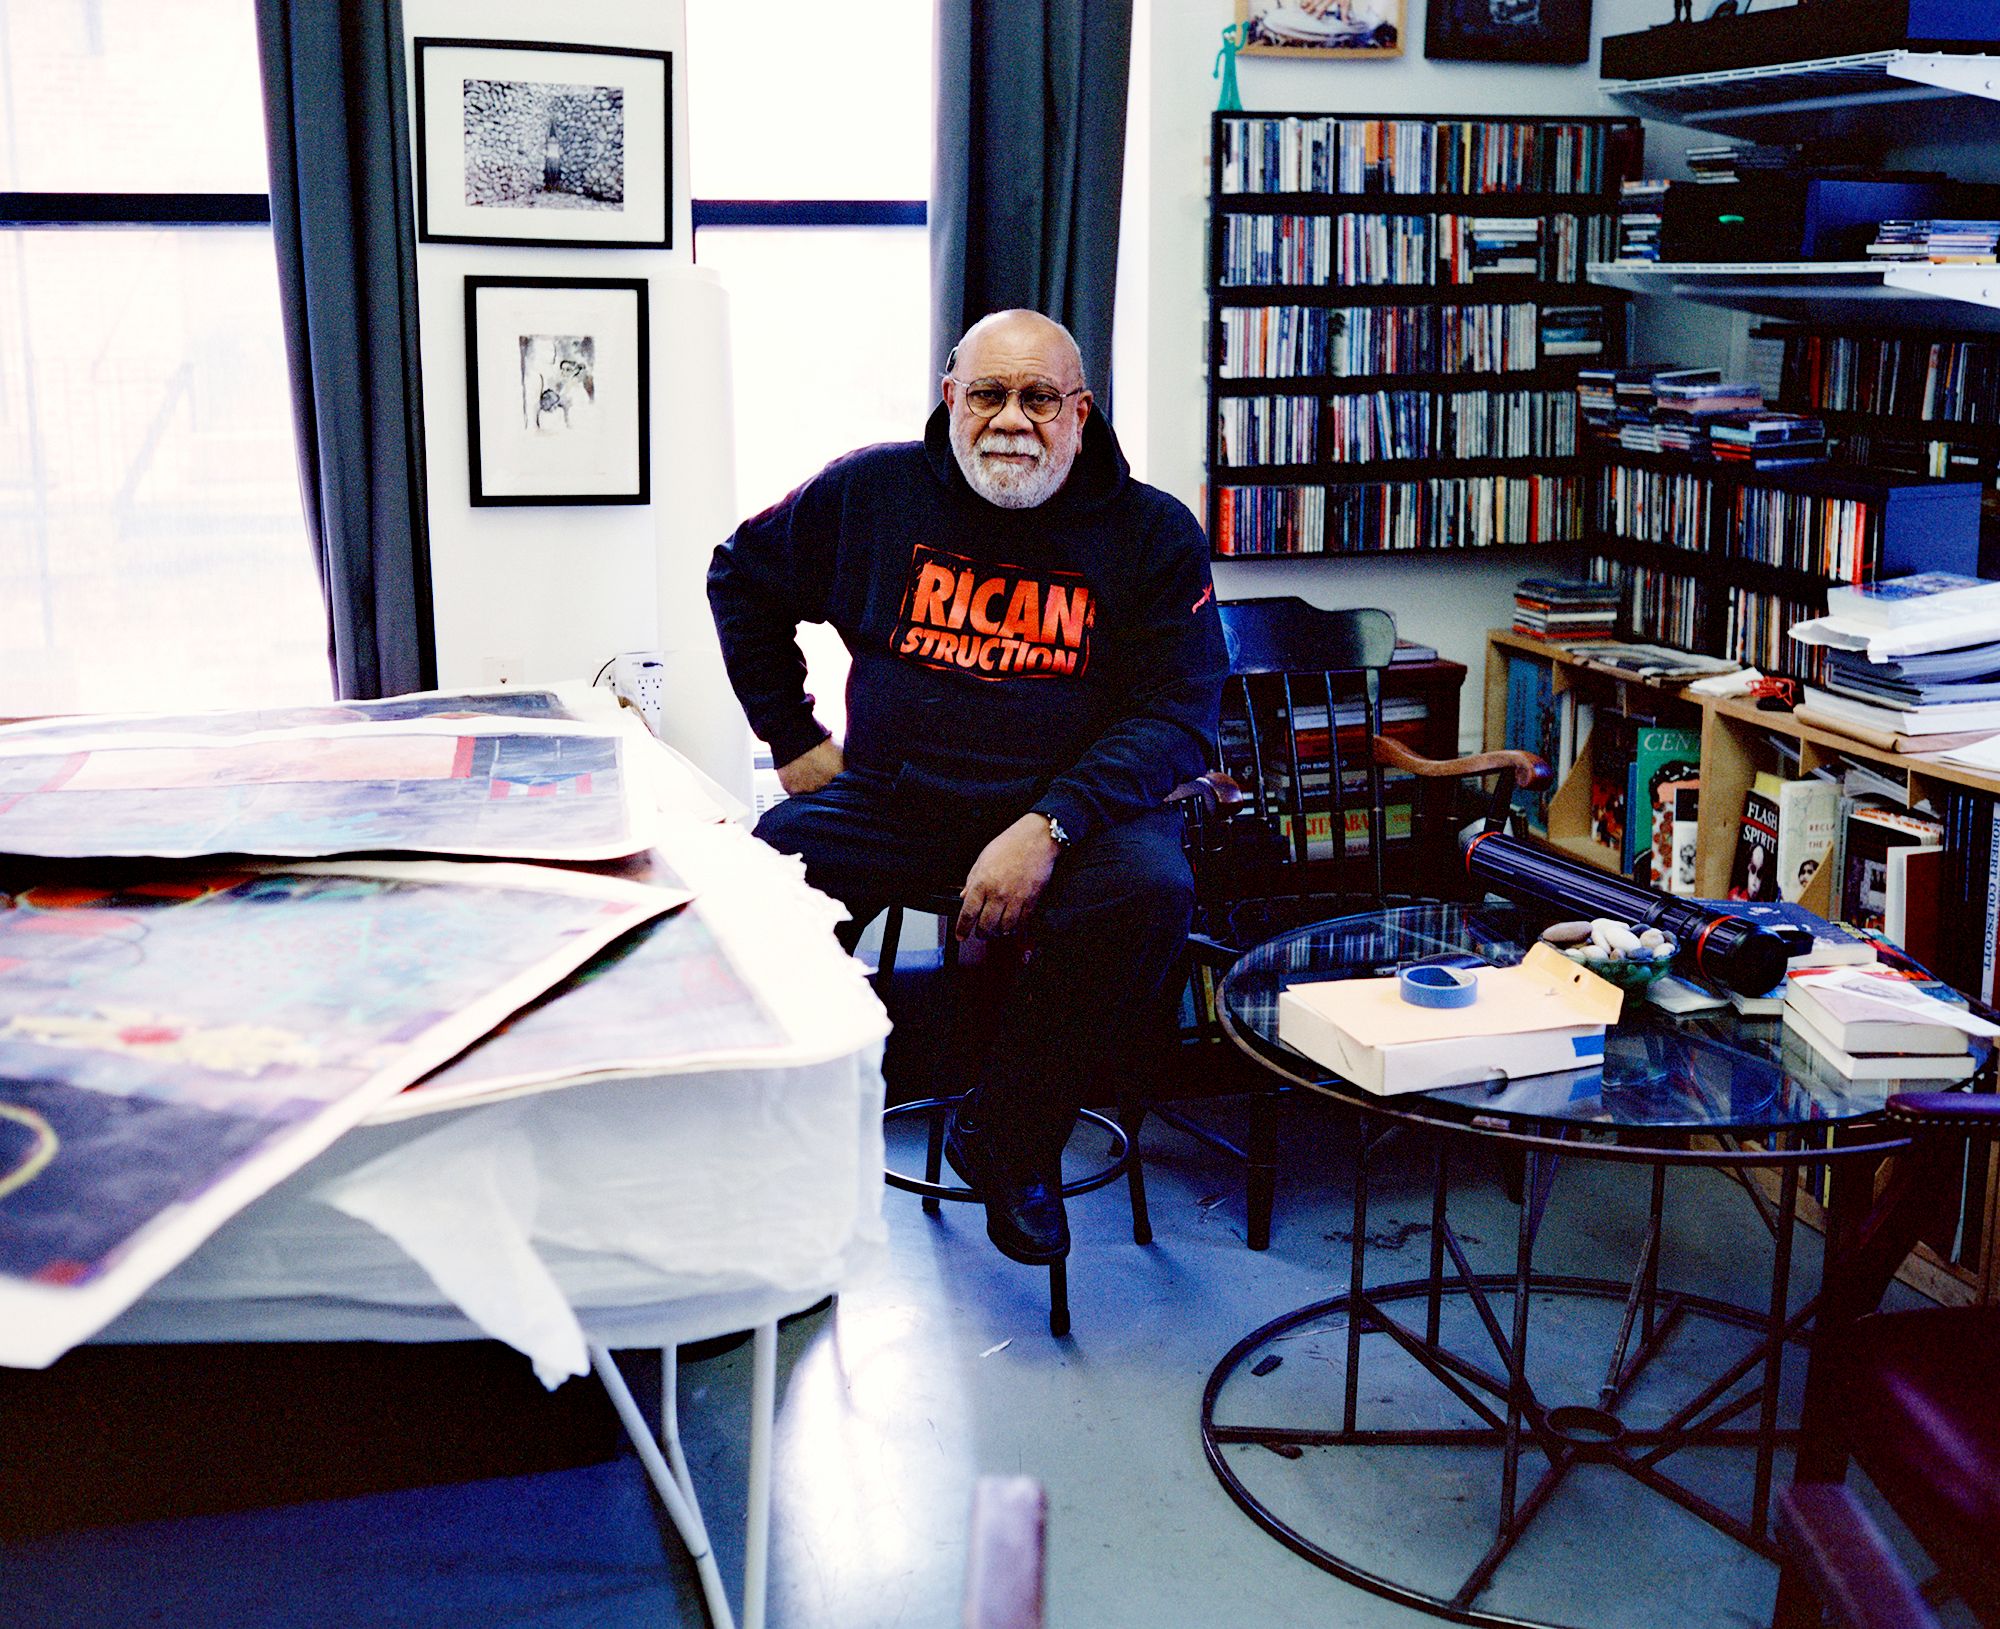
left=3, top=1094, right=1941, bottom=1628
left=671, top=1098, right=1919, bottom=1629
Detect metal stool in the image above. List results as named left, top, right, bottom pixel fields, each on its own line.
left=874, top=893, right=1152, bottom=1338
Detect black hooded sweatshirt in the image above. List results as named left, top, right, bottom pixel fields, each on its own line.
left=707, top=404, right=1228, bottom=848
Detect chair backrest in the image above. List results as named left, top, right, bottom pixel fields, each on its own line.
left=1214, top=598, right=1398, bottom=912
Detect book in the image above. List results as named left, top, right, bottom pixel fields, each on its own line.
left=1664, top=778, right=1701, bottom=896
left=1786, top=968, right=1972, bottom=1057
left=1885, top=843, right=1946, bottom=967
left=1630, top=726, right=1702, bottom=880
left=1728, top=778, right=1781, bottom=902
left=1694, top=898, right=1878, bottom=970
left=1825, top=574, right=2000, bottom=628
left=1840, top=805, right=1944, bottom=934
left=1802, top=685, right=2000, bottom=739
left=1773, top=778, right=1840, bottom=904
left=1782, top=999, right=1979, bottom=1082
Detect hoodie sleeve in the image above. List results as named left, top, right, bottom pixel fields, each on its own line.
left=1031, top=498, right=1227, bottom=846
left=706, top=466, right=845, bottom=770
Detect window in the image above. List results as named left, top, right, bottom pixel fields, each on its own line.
left=0, top=0, right=327, bottom=718
left=686, top=0, right=932, bottom=743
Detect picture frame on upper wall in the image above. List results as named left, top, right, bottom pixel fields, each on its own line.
left=415, top=38, right=672, bottom=249
left=464, top=277, right=651, bottom=508
left=1236, top=0, right=1404, bottom=58
left=1424, top=0, right=1594, bottom=64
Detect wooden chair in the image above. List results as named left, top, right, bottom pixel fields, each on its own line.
left=1774, top=1089, right=2000, bottom=1629
left=1149, top=597, right=1549, bottom=1249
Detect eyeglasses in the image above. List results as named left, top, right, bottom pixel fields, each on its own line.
left=950, top=379, right=1086, bottom=424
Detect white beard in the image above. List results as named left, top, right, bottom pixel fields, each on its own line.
left=951, top=425, right=1071, bottom=510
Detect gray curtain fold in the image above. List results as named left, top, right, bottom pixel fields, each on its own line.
left=257, top=0, right=436, bottom=699
left=931, top=0, right=1134, bottom=407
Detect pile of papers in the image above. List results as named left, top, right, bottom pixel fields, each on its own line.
left=1782, top=965, right=2000, bottom=1081
left=1791, top=573, right=2000, bottom=748
left=0, top=685, right=889, bottom=1371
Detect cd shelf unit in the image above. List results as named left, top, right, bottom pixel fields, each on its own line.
left=1583, top=449, right=1981, bottom=680
left=1206, top=111, right=1642, bottom=560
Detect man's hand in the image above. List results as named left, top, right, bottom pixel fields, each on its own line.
left=777, top=738, right=845, bottom=795
left=957, top=813, right=1061, bottom=941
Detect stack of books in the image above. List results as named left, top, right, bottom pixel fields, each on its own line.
left=1695, top=898, right=1878, bottom=1016
left=1783, top=965, right=1996, bottom=1081
left=1539, top=304, right=1608, bottom=357
left=1710, top=410, right=1827, bottom=468
left=1617, top=179, right=1667, bottom=262
left=1797, top=574, right=2000, bottom=743
left=1467, top=217, right=1542, bottom=278
left=1685, top=143, right=1797, bottom=184
left=1512, top=577, right=1619, bottom=642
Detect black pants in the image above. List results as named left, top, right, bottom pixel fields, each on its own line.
left=753, top=765, right=1193, bottom=1167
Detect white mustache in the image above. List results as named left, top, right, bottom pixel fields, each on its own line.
left=977, top=432, right=1044, bottom=458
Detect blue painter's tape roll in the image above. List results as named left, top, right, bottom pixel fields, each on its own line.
left=1399, top=964, right=1478, bottom=1008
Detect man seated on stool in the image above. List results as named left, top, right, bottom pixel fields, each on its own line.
left=707, top=309, right=1226, bottom=1267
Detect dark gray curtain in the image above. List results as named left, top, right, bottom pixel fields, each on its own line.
left=931, top=0, right=1134, bottom=406
left=257, top=0, right=435, bottom=699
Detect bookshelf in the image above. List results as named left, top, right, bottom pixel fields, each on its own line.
left=1600, top=49, right=2000, bottom=141
left=1206, top=111, right=1642, bottom=559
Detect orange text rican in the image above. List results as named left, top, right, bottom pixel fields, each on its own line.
left=892, top=545, right=1095, bottom=680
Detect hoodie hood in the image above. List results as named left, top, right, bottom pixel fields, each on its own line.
left=921, top=400, right=1131, bottom=516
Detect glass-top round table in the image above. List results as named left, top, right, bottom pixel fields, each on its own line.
left=1201, top=902, right=1983, bottom=1629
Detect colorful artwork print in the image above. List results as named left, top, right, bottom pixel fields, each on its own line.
left=0, top=689, right=578, bottom=747
left=403, top=903, right=787, bottom=1110
left=0, top=866, right=665, bottom=1287
left=0, top=730, right=642, bottom=861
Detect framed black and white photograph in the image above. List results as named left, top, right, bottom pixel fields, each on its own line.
left=464, top=277, right=650, bottom=507
left=1424, top=0, right=1593, bottom=63
left=1236, top=0, right=1403, bottom=59
left=417, top=39, right=672, bottom=248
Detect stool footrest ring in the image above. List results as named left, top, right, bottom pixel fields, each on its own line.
left=884, top=1098, right=1134, bottom=1202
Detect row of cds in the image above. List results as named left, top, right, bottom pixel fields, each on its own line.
left=1593, top=463, right=1715, bottom=551
left=1217, top=212, right=1616, bottom=288
left=1211, top=474, right=1583, bottom=556
left=1589, top=555, right=1830, bottom=682
left=1604, top=559, right=1707, bottom=649
left=1215, top=389, right=1578, bottom=467
left=1213, top=117, right=1639, bottom=198
left=1778, top=331, right=2000, bottom=425
left=1734, top=486, right=1881, bottom=581
left=1593, top=459, right=1886, bottom=581
left=1727, top=587, right=1828, bottom=682
left=1215, top=301, right=1606, bottom=379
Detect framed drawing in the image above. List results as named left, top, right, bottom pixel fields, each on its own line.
left=464, top=277, right=650, bottom=507
left=1425, top=0, right=1594, bottom=63
left=1236, top=0, right=1403, bottom=58
left=416, top=38, right=672, bottom=248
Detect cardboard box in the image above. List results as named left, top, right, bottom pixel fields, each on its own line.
left=1276, top=944, right=1623, bottom=1097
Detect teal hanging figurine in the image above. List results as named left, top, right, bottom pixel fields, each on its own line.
left=1215, top=21, right=1247, bottom=112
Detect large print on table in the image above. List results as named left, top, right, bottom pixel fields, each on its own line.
left=0, top=861, right=678, bottom=1368
left=0, top=688, right=581, bottom=747
left=0, top=724, right=650, bottom=861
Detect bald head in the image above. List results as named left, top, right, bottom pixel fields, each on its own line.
left=942, top=310, right=1093, bottom=510
left=949, top=309, right=1087, bottom=392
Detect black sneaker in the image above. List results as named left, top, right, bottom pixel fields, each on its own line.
left=943, top=1109, right=1070, bottom=1265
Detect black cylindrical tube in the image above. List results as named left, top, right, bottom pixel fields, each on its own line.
left=1463, top=829, right=1791, bottom=997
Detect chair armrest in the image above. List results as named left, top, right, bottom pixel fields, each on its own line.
left=962, top=1475, right=1046, bottom=1629
left=1886, top=1091, right=2000, bottom=1134
left=1371, top=737, right=1552, bottom=791
left=1777, top=1484, right=1942, bottom=1629
left=1165, top=771, right=1246, bottom=813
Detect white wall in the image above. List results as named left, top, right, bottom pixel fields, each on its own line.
left=402, top=0, right=751, bottom=797
left=1115, top=0, right=1723, bottom=746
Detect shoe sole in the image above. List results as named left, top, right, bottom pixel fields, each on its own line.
left=943, top=1130, right=1070, bottom=1266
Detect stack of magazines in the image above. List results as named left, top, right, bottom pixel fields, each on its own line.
left=1512, top=577, right=1619, bottom=642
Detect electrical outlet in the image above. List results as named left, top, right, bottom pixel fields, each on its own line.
left=609, top=650, right=667, bottom=737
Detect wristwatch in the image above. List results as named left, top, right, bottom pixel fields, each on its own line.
left=1044, top=814, right=1074, bottom=850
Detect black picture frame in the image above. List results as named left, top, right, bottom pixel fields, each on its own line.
left=415, top=38, right=673, bottom=249
left=1423, top=0, right=1594, bottom=64
left=464, top=276, right=651, bottom=508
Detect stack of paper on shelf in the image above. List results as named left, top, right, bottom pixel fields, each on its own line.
left=1793, top=573, right=2000, bottom=747
left=1276, top=944, right=1621, bottom=1096
left=1782, top=965, right=2000, bottom=1080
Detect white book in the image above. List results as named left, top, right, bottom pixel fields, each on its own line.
left=1803, top=686, right=2000, bottom=738
left=1782, top=999, right=1978, bottom=1081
